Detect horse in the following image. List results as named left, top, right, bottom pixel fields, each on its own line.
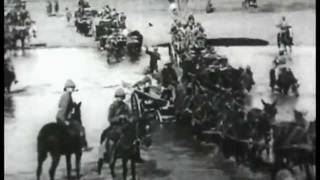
left=4, top=64, right=17, bottom=93
left=98, top=111, right=152, bottom=180
left=277, top=27, right=293, bottom=53
left=12, top=26, right=30, bottom=52
left=240, top=67, right=255, bottom=92
left=36, top=102, right=84, bottom=180
left=276, top=68, right=299, bottom=97
left=246, top=99, right=278, bottom=156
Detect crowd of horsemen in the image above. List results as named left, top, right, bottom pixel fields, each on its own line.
left=51, top=12, right=313, bottom=175
left=75, top=1, right=133, bottom=62
left=4, top=0, right=37, bottom=51
left=4, top=1, right=314, bottom=178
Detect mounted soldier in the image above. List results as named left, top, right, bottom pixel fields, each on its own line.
left=98, top=88, right=144, bottom=170
left=56, top=79, right=92, bottom=152
left=276, top=16, right=293, bottom=52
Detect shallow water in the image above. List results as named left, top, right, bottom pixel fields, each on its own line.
left=4, top=46, right=315, bottom=179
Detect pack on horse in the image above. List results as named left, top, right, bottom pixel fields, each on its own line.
left=98, top=90, right=152, bottom=180
left=246, top=99, right=278, bottom=157
left=277, top=26, right=293, bottom=53
left=36, top=102, right=84, bottom=180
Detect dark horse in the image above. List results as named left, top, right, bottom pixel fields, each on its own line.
left=36, top=102, right=84, bottom=180
left=4, top=64, right=17, bottom=93
left=98, top=92, right=152, bottom=180
left=246, top=99, right=278, bottom=156
left=99, top=118, right=152, bottom=180
left=277, top=27, right=293, bottom=53
left=277, top=68, right=299, bottom=97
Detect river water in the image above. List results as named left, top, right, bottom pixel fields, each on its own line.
left=4, top=46, right=315, bottom=180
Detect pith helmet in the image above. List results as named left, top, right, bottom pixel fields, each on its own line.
left=64, top=79, right=76, bottom=89
left=115, top=88, right=125, bottom=98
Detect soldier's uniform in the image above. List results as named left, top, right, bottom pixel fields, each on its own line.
left=56, top=80, right=76, bottom=124
left=146, top=47, right=161, bottom=73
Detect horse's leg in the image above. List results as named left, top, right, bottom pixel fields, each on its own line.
left=277, top=34, right=281, bottom=48
left=20, top=37, right=25, bottom=52
left=131, top=160, right=136, bottom=180
left=109, top=157, right=116, bottom=178
left=65, top=154, right=72, bottom=180
left=36, top=149, right=47, bottom=180
left=122, top=158, right=128, bottom=180
left=75, top=152, right=82, bottom=180
left=305, top=164, right=313, bottom=180
left=49, top=154, right=60, bottom=180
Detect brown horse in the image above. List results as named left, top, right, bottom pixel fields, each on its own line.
left=36, top=102, right=84, bottom=180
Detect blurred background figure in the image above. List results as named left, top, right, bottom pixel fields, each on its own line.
left=54, top=0, right=59, bottom=14
left=65, top=7, right=72, bottom=23
left=168, top=0, right=179, bottom=17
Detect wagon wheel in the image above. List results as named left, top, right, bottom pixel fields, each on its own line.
left=131, top=92, right=142, bottom=118
left=152, top=109, right=163, bottom=130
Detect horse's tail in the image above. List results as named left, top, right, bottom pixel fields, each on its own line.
left=37, top=126, right=49, bottom=161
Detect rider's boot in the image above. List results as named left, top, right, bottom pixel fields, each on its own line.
left=81, top=128, right=93, bottom=152
left=134, top=141, right=145, bottom=163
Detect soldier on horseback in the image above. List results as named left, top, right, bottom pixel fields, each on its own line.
left=56, top=79, right=92, bottom=152
left=276, top=16, right=293, bottom=52
left=98, top=88, right=144, bottom=172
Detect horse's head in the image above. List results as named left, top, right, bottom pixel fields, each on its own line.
left=261, top=99, right=277, bottom=120
left=71, top=102, right=82, bottom=124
